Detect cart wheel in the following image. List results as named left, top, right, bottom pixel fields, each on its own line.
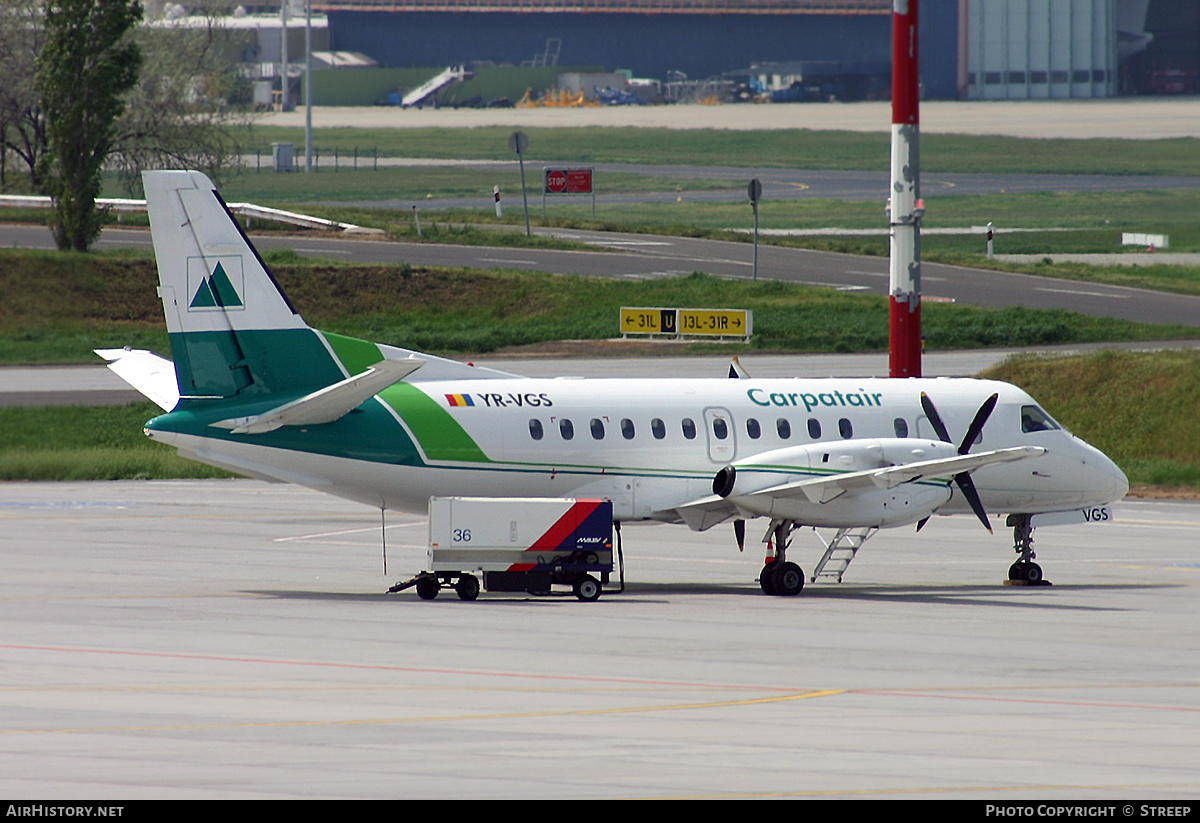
left=415, top=575, right=440, bottom=601
left=455, top=573, right=480, bottom=601
left=573, top=574, right=601, bottom=602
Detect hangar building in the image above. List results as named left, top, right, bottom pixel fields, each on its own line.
left=219, top=0, right=1196, bottom=101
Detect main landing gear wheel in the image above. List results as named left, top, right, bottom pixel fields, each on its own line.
left=415, top=575, right=440, bottom=600
left=1008, top=561, right=1045, bottom=584
left=759, top=564, right=777, bottom=595
left=573, top=574, right=601, bottom=602
left=455, top=573, right=480, bottom=601
left=758, top=521, right=804, bottom=596
left=771, top=561, right=805, bottom=597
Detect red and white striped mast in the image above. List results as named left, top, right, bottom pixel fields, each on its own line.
left=889, top=0, right=922, bottom=378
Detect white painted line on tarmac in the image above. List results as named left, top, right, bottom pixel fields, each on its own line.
left=1035, top=287, right=1130, bottom=299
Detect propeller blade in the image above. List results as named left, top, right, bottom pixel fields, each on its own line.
left=734, top=519, right=746, bottom=551
left=922, top=391, right=1000, bottom=533
left=920, top=392, right=952, bottom=443
left=959, top=393, right=999, bottom=454
left=955, top=472, right=993, bottom=533
left=916, top=516, right=930, bottom=532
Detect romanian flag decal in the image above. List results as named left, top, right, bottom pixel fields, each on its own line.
left=445, top=393, right=475, bottom=407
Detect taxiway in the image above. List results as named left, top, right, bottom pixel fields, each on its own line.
left=1, top=480, right=1197, bottom=798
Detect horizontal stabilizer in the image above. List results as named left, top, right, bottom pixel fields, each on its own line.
left=214, top=358, right=423, bottom=434
left=95, top=348, right=180, bottom=412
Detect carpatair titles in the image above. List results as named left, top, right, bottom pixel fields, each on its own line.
left=747, top=388, right=885, bottom=412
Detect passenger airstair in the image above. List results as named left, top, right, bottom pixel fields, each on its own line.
left=402, top=65, right=473, bottom=107
left=810, top=526, right=877, bottom=582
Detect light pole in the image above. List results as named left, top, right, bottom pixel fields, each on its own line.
left=888, top=0, right=922, bottom=378
left=305, top=0, right=313, bottom=172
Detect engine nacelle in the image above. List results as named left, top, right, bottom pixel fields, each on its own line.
left=713, top=439, right=960, bottom=528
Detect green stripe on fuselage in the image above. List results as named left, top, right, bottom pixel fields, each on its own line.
left=378, top=383, right=491, bottom=463
left=147, top=392, right=425, bottom=466
left=321, top=331, right=385, bottom=377
left=321, top=330, right=490, bottom=464
left=160, top=327, right=489, bottom=466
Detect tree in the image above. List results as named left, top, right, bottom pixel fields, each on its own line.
left=35, top=0, right=143, bottom=252
left=0, top=0, right=50, bottom=193
left=3, top=1, right=253, bottom=235
left=110, top=5, right=256, bottom=196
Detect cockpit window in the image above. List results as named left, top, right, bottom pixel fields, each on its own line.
left=1021, top=405, right=1060, bottom=434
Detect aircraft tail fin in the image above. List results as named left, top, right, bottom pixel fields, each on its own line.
left=143, top=170, right=347, bottom=401
left=141, top=170, right=519, bottom=404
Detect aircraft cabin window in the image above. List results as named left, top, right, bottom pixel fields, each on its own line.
left=651, top=418, right=667, bottom=439
left=777, top=418, right=791, bottom=439
left=682, top=418, right=697, bottom=440
left=839, top=418, right=853, bottom=439
left=746, top=418, right=761, bottom=439
left=808, top=418, right=821, bottom=439
left=590, top=418, right=605, bottom=440
left=621, top=418, right=635, bottom=440
left=560, top=419, right=574, bottom=440
left=712, top=418, right=728, bottom=440
left=1021, top=405, right=1060, bottom=433
left=893, top=417, right=909, bottom=438
left=529, top=419, right=544, bottom=440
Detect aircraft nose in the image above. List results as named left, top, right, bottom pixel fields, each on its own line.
left=1084, top=442, right=1128, bottom=503
left=1107, top=456, right=1130, bottom=502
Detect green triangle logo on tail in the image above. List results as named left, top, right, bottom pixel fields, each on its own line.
left=190, top=262, right=244, bottom=309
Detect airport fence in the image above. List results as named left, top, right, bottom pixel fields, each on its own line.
left=248, top=146, right=381, bottom=173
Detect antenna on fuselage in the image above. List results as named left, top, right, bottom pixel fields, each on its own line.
left=380, top=506, right=387, bottom=575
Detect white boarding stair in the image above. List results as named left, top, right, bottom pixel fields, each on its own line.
left=402, top=66, right=472, bottom=107
left=810, top=526, right=877, bottom=583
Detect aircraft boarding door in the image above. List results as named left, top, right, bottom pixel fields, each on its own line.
left=703, top=407, right=737, bottom=463
left=916, top=414, right=937, bottom=440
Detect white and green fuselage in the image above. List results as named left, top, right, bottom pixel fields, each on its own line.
left=110, top=171, right=1127, bottom=540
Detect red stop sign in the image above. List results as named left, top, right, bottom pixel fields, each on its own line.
left=545, top=170, right=567, bottom=193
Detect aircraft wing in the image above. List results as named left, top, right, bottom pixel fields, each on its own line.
left=214, top=358, right=424, bottom=434
left=758, top=446, right=1047, bottom=504
left=670, top=446, right=1045, bottom=529
left=96, top=348, right=181, bottom=412
left=672, top=496, right=740, bottom=532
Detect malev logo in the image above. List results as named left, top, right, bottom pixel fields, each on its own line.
left=187, top=257, right=245, bottom=311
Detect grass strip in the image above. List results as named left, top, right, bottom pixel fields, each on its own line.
left=245, top=126, right=1200, bottom=177
left=3, top=251, right=1197, bottom=365
left=980, top=349, right=1200, bottom=490
left=0, top=403, right=233, bottom=481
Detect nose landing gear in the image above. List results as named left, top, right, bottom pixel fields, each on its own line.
left=1006, top=513, right=1050, bottom=586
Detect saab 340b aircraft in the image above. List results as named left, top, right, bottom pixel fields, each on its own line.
left=100, top=171, right=1128, bottom=596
